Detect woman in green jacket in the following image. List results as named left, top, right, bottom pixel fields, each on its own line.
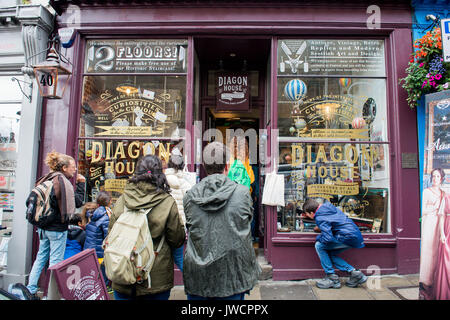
left=109, top=154, right=185, bottom=300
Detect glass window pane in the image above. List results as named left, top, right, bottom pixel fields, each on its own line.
left=80, top=75, right=186, bottom=138
left=278, top=142, right=390, bottom=234
left=77, top=139, right=181, bottom=204
left=85, top=39, right=188, bottom=74
left=0, top=103, right=21, bottom=212
left=278, top=77, right=387, bottom=141
left=278, top=39, right=385, bottom=77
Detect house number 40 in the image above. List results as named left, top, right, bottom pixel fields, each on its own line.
left=40, top=74, right=54, bottom=86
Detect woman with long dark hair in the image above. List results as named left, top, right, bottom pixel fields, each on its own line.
left=108, top=154, right=185, bottom=300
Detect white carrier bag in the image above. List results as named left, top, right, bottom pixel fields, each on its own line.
left=261, top=167, right=285, bottom=207
left=102, top=206, right=164, bottom=288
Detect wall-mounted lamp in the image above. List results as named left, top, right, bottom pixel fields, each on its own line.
left=32, top=36, right=72, bottom=99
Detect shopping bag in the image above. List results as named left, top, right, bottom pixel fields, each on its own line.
left=261, top=170, right=285, bottom=206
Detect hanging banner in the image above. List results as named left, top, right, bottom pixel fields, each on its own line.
left=419, top=90, right=450, bottom=300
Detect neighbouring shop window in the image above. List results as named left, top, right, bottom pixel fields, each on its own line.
left=276, top=39, right=390, bottom=234
left=0, top=74, right=22, bottom=268
left=78, top=39, right=188, bottom=204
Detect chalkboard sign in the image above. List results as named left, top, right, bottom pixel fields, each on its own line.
left=43, top=249, right=110, bottom=300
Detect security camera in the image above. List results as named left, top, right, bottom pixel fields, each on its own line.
left=426, top=14, right=437, bottom=21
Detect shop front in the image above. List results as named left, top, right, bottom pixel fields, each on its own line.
left=43, top=0, right=420, bottom=281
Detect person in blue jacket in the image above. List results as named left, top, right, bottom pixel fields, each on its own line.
left=64, top=214, right=86, bottom=260
left=303, top=198, right=367, bottom=289
left=84, top=191, right=111, bottom=288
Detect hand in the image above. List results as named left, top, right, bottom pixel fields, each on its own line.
left=314, top=226, right=321, bottom=233
left=76, top=174, right=86, bottom=183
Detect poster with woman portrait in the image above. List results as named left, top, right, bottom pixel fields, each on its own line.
left=420, top=90, right=450, bottom=300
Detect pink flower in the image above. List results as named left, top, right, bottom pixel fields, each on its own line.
left=435, top=74, right=442, bottom=80
left=426, top=73, right=430, bottom=78
left=419, top=63, right=424, bottom=67
left=430, top=81, right=437, bottom=87
left=422, top=80, right=428, bottom=88
left=444, top=83, right=449, bottom=89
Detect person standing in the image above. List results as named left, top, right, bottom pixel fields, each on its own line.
left=164, top=149, right=194, bottom=272
left=108, top=155, right=185, bottom=300
left=420, top=168, right=446, bottom=299
left=26, top=151, right=85, bottom=298
left=183, top=141, right=261, bottom=300
left=303, top=198, right=367, bottom=289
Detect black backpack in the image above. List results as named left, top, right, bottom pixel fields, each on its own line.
left=25, top=177, right=58, bottom=228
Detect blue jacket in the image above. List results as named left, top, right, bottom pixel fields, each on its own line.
left=315, top=202, right=365, bottom=248
left=64, top=224, right=86, bottom=260
left=84, top=206, right=110, bottom=258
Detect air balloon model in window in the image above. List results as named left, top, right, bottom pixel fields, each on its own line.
left=285, top=79, right=308, bottom=136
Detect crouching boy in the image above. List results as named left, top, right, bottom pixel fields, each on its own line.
left=303, top=198, right=368, bottom=289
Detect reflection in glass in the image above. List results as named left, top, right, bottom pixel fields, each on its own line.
left=278, top=142, right=390, bottom=234
left=80, top=76, right=186, bottom=138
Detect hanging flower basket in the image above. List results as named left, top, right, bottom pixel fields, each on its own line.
left=399, top=27, right=450, bottom=108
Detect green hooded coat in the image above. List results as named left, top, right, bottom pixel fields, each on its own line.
left=183, top=174, right=261, bottom=298
left=109, top=181, right=185, bottom=296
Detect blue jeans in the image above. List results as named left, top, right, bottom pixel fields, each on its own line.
left=314, top=241, right=355, bottom=275
left=27, top=229, right=67, bottom=294
left=187, top=292, right=246, bottom=300
left=114, top=289, right=171, bottom=300
left=173, top=245, right=184, bottom=272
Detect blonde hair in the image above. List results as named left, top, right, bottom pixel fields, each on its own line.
left=45, top=151, right=74, bottom=172
left=80, top=202, right=97, bottom=226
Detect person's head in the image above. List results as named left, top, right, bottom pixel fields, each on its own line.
left=81, top=202, right=97, bottom=225
left=68, top=213, right=83, bottom=227
left=96, top=191, right=111, bottom=207
left=202, top=141, right=230, bottom=176
left=45, top=151, right=76, bottom=179
left=168, top=148, right=184, bottom=171
left=303, top=198, right=320, bottom=219
left=430, top=168, right=445, bottom=187
left=129, top=154, right=170, bottom=193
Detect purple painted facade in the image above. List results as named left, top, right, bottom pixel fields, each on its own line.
left=43, top=0, right=420, bottom=280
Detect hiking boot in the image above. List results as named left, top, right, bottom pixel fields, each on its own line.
left=345, top=269, right=368, bottom=288
left=316, top=273, right=341, bottom=289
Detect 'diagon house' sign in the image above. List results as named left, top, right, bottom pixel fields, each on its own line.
left=216, top=72, right=250, bottom=111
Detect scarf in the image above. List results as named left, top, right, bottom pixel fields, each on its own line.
left=37, top=171, right=76, bottom=223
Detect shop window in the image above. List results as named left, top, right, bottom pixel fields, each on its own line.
left=276, top=39, right=390, bottom=234
left=78, top=39, right=188, bottom=204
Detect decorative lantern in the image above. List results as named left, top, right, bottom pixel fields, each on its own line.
left=352, top=117, right=366, bottom=129
left=33, top=40, right=72, bottom=99
left=284, top=79, right=307, bottom=104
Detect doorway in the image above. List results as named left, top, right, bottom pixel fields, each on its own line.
left=194, top=37, right=271, bottom=249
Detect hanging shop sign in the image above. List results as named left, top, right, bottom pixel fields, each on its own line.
left=216, top=72, right=250, bottom=111
left=278, top=39, right=385, bottom=76
left=85, top=39, right=188, bottom=73
left=441, top=19, right=450, bottom=62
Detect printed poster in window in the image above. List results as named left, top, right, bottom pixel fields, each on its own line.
left=419, top=90, right=450, bottom=300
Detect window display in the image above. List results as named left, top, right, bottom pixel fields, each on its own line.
left=276, top=39, right=389, bottom=233
left=78, top=39, right=188, bottom=204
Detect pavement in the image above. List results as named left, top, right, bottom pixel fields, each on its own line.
left=169, top=273, right=420, bottom=300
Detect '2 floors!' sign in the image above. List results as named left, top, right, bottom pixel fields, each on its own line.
left=216, top=72, right=250, bottom=111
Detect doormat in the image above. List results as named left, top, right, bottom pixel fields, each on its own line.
left=388, top=286, right=419, bottom=300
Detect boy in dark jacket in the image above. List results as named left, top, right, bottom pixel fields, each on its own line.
left=64, top=214, right=86, bottom=260
left=303, top=198, right=367, bottom=289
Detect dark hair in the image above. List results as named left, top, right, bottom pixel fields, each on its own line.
left=203, top=142, right=230, bottom=175
left=303, top=198, right=320, bottom=214
left=129, top=154, right=170, bottom=193
left=168, top=154, right=184, bottom=171
left=96, top=191, right=111, bottom=207
left=68, top=213, right=82, bottom=226
left=430, top=168, right=445, bottom=184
